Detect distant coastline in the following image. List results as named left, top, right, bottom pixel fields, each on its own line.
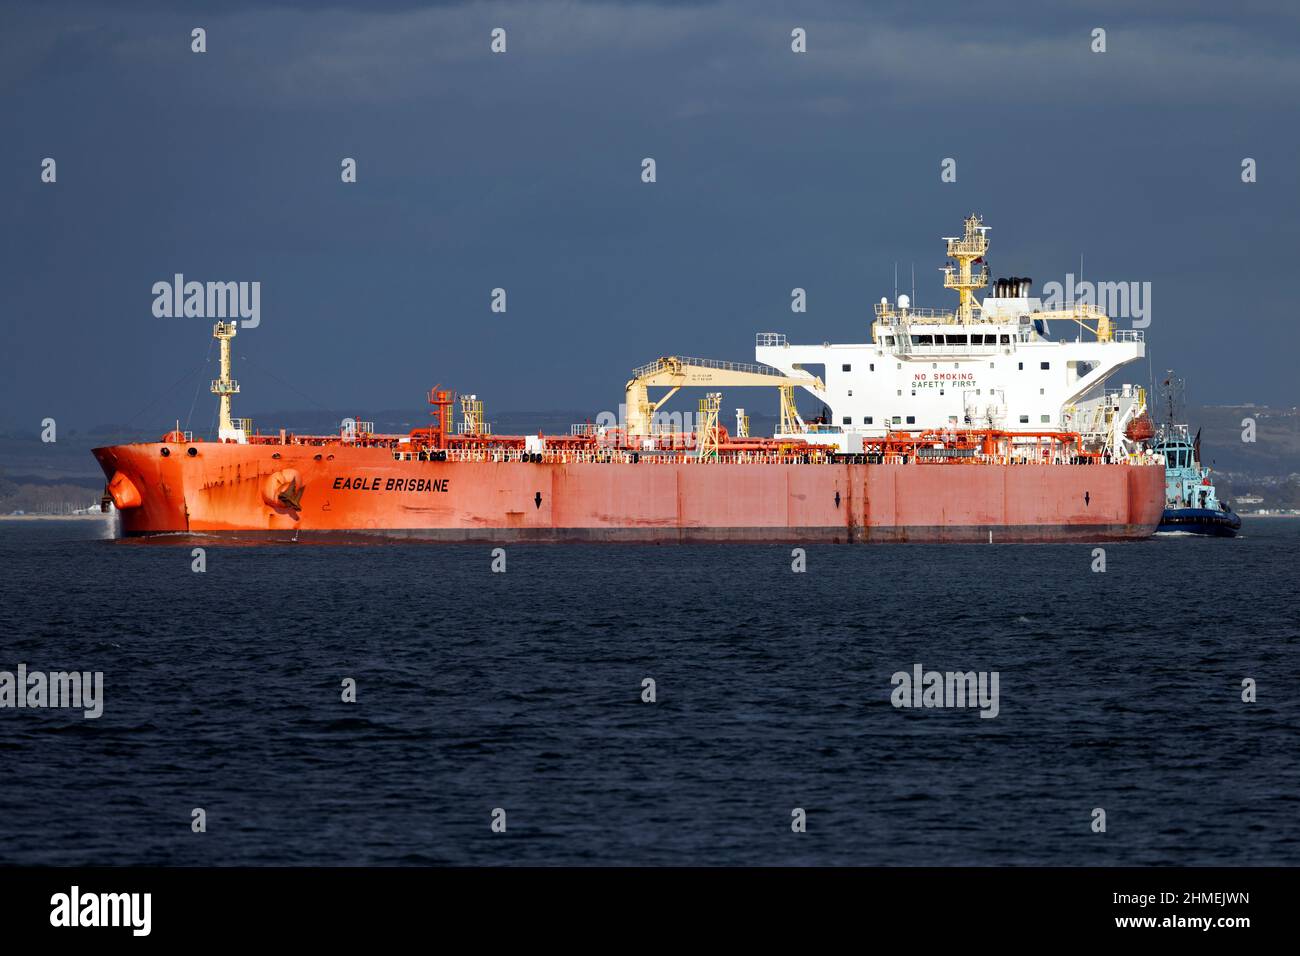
left=0, top=513, right=111, bottom=521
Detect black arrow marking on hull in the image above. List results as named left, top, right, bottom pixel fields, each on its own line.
left=1084, top=491, right=1090, bottom=507
left=534, top=492, right=543, bottom=509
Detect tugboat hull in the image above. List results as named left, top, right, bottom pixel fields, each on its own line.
left=1157, top=507, right=1242, bottom=537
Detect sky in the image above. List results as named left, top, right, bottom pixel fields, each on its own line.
left=2, top=0, right=1299, bottom=437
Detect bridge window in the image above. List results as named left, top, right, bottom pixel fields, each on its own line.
left=1040, top=361, right=1050, bottom=370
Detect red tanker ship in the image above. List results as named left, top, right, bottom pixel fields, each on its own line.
left=92, top=338, right=1166, bottom=542
left=93, top=217, right=1167, bottom=541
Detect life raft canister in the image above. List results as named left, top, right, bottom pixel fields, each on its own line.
left=107, top=471, right=142, bottom=509
left=261, top=468, right=304, bottom=509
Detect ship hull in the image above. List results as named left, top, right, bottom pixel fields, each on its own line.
left=93, top=442, right=1166, bottom=542
left=1156, top=507, right=1242, bottom=537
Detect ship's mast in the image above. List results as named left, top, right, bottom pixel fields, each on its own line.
left=1158, top=370, right=1184, bottom=429
left=211, top=321, right=241, bottom=441
left=943, top=214, right=990, bottom=324
left=696, top=392, right=722, bottom=459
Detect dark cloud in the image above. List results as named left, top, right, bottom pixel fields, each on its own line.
left=1, top=0, right=1297, bottom=437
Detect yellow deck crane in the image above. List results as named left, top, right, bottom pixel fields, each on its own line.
left=624, top=356, right=825, bottom=439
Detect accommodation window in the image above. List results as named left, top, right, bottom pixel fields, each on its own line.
left=906, top=416, right=916, bottom=424
left=842, top=416, right=852, bottom=425
left=1018, top=362, right=1024, bottom=370
left=1040, top=361, right=1050, bottom=370
left=842, top=364, right=852, bottom=372
left=848, top=390, right=853, bottom=396
left=1019, top=414, right=1029, bottom=423
left=864, top=416, right=873, bottom=424
left=1000, top=334, right=1010, bottom=344
left=1041, top=415, right=1051, bottom=424
left=891, top=416, right=902, bottom=425
left=869, top=363, right=875, bottom=372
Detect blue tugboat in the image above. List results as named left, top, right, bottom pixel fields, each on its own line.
left=1151, top=373, right=1240, bottom=536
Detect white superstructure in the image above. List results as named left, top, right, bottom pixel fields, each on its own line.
left=755, top=215, right=1150, bottom=458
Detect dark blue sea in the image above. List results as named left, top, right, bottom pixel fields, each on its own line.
left=1, top=518, right=1297, bottom=866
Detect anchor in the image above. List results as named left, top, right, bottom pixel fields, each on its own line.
left=278, top=479, right=305, bottom=511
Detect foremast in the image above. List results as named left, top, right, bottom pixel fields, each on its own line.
left=211, top=321, right=247, bottom=443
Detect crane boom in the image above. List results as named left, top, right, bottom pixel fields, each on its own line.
left=624, top=356, right=824, bottom=438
